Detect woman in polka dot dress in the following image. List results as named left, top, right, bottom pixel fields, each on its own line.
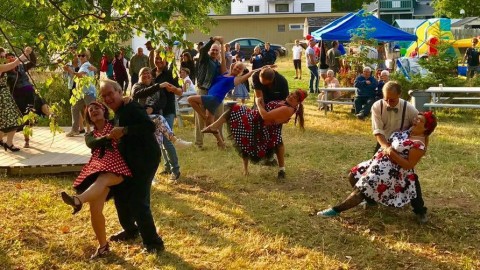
left=61, top=101, right=132, bottom=259
left=202, top=89, right=307, bottom=176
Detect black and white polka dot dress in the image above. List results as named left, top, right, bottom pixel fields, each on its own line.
left=228, top=101, right=295, bottom=163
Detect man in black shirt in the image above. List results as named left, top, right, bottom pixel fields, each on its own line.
left=261, top=42, right=277, bottom=65
left=99, top=79, right=164, bottom=253
left=464, top=37, right=479, bottom=78
left=252, top=68, right=290, bottom=179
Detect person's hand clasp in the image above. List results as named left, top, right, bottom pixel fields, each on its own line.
left=108, top=127, right=125, bottom=141
left=383, top=146, right=393, bottom=156
left=165, top=83, right=176, bottom=92
left=365, top=80, right=371, bottom=85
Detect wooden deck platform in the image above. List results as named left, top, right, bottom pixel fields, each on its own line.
left=0, top=127, right=90, bottom=176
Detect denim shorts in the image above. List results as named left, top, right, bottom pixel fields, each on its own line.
left=201, top=95, right=221, bottom=114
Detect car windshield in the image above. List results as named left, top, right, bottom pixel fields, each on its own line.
left=250, top=39, right=263, bottom=47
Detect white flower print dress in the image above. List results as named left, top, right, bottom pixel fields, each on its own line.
left=352, top=130, right=426, bottom=207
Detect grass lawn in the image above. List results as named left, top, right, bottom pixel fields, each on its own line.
left=1, top=58, right=479, bottom=269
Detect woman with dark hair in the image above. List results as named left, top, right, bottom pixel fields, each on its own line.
left=318, top=111, right=438, bottom=219
left=0, top=48, right=29, bottom=152
left=180, top=51, right=196, bottom=84
left=318, top=41, right=329, bottom=81
left=61, top=101, right=132, bottom=259
left=202, top=89, right=307, bottom=176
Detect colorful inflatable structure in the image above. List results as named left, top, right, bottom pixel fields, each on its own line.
left=405, top=18, right=457, bottom=57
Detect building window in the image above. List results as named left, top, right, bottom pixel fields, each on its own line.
left=275, top=4, right=289, bottom=12
left=301, top=3, right=315, bottom=12
left=392, top=1, right=401, bottom=8
left=248, top=5, right=260, bottom=12
left=278, top=25, right=286, bottom=32
left=289, top=24, right=304, bottom=31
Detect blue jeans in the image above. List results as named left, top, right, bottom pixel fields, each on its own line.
left=308, top=65, right=319, bottom=93
left=161, top=114, right=179, bottom=174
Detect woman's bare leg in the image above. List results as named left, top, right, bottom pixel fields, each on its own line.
left=188, top=95, right=207, bottom=120
left=332, top=189, right=365, bottom=213
left=206, top=109, right=231, bottom=130
left=243, top=157, right=249, bottom=176
left=77, top=173, right=123, bottom=204
left=348, top=173, right=357, bottom=188
left=5, top=131, right=16, bottom=146
left=89, top=187, right=109, bottom=247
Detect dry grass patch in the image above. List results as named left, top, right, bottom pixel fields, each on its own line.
left=1, top=59, right=480, bottom=269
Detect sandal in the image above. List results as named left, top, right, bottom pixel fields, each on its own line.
left=61, top=192, right=83, bottom=215
left=201, top=126, right=219, bottom=134
left=90, top=242, right=110, bottom=259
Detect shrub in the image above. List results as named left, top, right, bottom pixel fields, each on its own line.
left=35, top=72, right=72, bottom=126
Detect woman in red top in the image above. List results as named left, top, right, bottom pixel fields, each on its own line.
left=61, top=101, right=132, bottom=259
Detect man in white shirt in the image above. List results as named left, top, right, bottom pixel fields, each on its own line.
left=292, top=39, right=303, bottom=80
left=370, top=81, right=428, bottom=223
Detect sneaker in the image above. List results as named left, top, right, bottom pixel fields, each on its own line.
left=79, top=129, right=86, bottom=134
left=277, top=170, right=286, bottom=180
left=109, top=230, right=139, bottom=242
left=317, top=208, right=339, bottom=217
left=169, top=172, right=180, bottom=181
left=174, top=138, right=193, bottom=149
left=66, top=131, right=80, bottom=137
left=417, top=213, right=428, bottom=223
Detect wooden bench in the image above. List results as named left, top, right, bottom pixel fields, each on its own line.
left=175, top=91, right=196, bottom=127
left=423, top=87, right=480, bottom=110
left=316, top=87, right=357, bottom=115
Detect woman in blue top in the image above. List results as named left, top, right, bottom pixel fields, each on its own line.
left=188, top=62, right=267, bottom=147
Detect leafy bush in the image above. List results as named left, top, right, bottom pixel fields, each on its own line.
left=35, top=72, right=71, bottom=126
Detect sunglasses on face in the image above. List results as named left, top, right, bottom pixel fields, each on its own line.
left=77, top=54, right=86, bottom=57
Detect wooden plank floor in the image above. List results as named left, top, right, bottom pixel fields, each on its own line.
left=0, top=127, right=90, bottom=175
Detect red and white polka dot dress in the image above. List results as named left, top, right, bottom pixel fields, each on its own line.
left=73, top=122, right=132, bottom=190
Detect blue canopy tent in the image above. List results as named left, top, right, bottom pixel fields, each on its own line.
left=311, top=11, right=417, bottom=42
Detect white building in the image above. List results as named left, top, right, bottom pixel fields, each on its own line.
left=231, top=0, right=331, bottom=15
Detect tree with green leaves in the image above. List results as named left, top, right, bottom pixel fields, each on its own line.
left=432, top=0, right=480, bottom=18
left=0, top=0, right=233, bottom=135
left=0, top=0, right=233, bottom=66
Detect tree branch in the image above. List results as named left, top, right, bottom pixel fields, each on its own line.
left=47, top=0, right=74, bottom=21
